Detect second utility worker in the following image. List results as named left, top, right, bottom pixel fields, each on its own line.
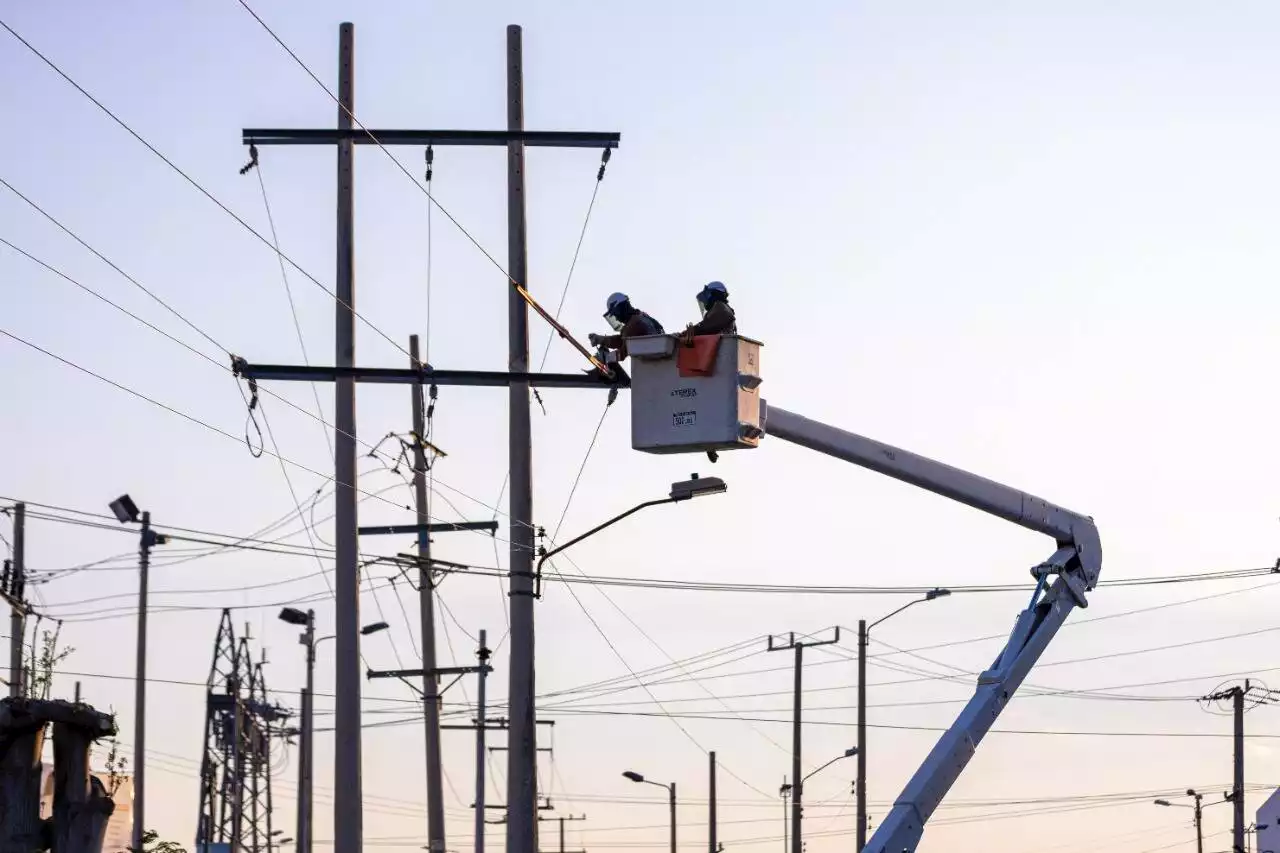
left=685, top=281, right=737, bottom=337
left=588, top=292, right=665, bottom=360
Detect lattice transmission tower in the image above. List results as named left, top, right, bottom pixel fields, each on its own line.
left=195, top=609, right=290, bottom=853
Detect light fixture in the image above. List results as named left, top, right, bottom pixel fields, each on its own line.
left=622, top=770, right=645, bottom=783
left=278, top=607, right=309, bottom=626
left=925, top=588, right=951, bottom=601
left=361, top=622, right=390, bottom=636
left=108, top=494, right=140, bottom=524
left=669, top=474, right=727, bottom=502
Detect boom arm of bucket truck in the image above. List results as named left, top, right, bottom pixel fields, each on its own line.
left=759, top=401, right=1102, bottom=853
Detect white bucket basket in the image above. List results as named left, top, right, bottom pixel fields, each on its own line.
left=627, top=334, right=763, bottom=455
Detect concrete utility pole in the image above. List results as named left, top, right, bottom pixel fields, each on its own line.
left=332, top=22, right=363, bottom=853
left=299, top=610, right=317, bottom=853
left=768, top=630, right=839, bottom=853
left=475, top=631, right=490, bottom=853
left=232, top=28, right=619, bottom=853
left=856, top=619, right=866, bottom=852
left=409, top=334, right=447, bottom=853
left=1235, top=685, right=1246, bottom=853
left=709, top=751, right=717, bottom=853
left=8, top=502, right=24, bottom=698
left=132, top=510, right=164, bottom=853
left=505, top=24, right=539, bottom=853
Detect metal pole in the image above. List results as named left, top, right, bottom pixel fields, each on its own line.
left=332, top=22, right=363, bottom=853
left=8, top=502, right=24, bottom=698
left=670, top=782, right=677, bottom=853
left=1235, top=687, right=1246, bottom=853
left=791, top=646, right=802, bottom=853
left=559, top=817, right=565, bottom=853
left=300, top=611, right=316, bottom=853
left=1195, top=794, right=1204, bottom=853
left=709, top=751, right=717, bottom=853
left=410, top=334, right=447, bottom=853
left=504, top=23, right=538, bottom=853
left=856, top=619, right=867, bottom=852
left=132, top=510, right=152, bottom=853
left=781, top=781, right=788, bottom=853
left=475, top=630, right=489, bottom=853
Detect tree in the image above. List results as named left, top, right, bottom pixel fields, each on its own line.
left=25, top=624, right=74, bottom=700
left=102, top=734, right=128, bottom=798
left=126, top=830, right=187, bottom=853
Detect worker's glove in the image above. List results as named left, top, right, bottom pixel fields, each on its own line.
left=681, top=325, right=696, bottom=346
left=588, top=333, right=603, bottom=346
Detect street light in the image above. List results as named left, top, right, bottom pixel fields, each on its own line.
left=283, top=610, right=388, bottom=853
left=1154, top=789, right=1205, bottom=853
left=109, top=492, right=167, bottom=853
left=535, top=476, right=726, bottom=596
left=779, top=780, right=792, bottom=853
left=856, top=588, right=950, bottom=852
left=623, top=771, right=676, bottom=853
left=802, top=747, right=858, bottom=785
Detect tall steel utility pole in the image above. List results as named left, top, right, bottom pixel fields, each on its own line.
left=409, top=334, right=447, bottom=853
left=767, top=629, right=840, bottom=853
left=332, top=22, right=363, bottom=853
left=505, top=24, right=538, bottom=853
left=8, top=502, right=24, bottom=698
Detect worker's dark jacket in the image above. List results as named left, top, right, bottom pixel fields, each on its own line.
left=688, top=302, right=737, bottom=336
left=601, top=312, right=664, bottom=359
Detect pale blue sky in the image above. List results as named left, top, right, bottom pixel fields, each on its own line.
left=4, top=2, right=1280, bottom=852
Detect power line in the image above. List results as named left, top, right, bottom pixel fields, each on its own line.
left=0, top=18, right=413, bottom=361
left=249, top=157, right=333, bottom=461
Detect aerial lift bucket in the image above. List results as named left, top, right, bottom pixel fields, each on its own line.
left=626, top=333, right=764, bottom=455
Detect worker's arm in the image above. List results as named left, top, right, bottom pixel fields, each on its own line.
left=688, top=302, right=736, bottom=336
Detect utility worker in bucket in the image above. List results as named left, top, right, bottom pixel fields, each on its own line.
left=684, top=281, right=737, bottom=338
left=588, top=292, right=665, bottom=360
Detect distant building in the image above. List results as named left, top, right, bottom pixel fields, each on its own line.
left=1258, top=788, right=1280, bottom=853
left=39, top=765, right=134, bottom=853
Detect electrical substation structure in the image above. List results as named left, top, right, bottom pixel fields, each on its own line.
left=195, top=609, right=289, bottom=853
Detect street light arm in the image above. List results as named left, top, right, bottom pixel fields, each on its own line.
left=802, top=751, right=856, bottom=785
left=868, top=598, right=925, bottom=633
left=535, top=498, right=676, bottom=594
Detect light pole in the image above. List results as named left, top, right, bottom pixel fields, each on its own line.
left=109, top=493, right=167, bottom=853
left=1154, top=789, right=1206, bottom=853
left=779, top=779, right=791, bottom=853
left=623, top=771, right=676, bottom=853
left=857, top=588, right=950, bottom=852
left=281, top=609, right=388, bottom=853
left=535, top=476, right=726, bottom=596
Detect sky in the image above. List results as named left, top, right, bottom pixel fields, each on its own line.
left=3, top=1, right=1280, bottom=852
